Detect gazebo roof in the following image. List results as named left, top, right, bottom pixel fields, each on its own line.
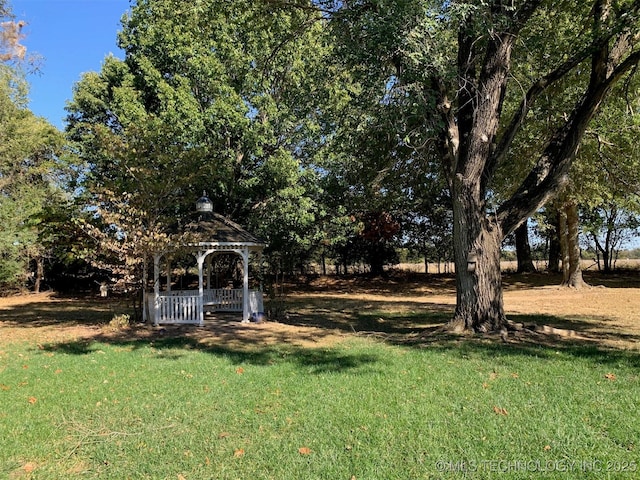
left=183, top=211, right=266, bottom=247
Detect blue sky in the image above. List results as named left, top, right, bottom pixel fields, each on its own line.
left=12, top=0, right=131, bottom=129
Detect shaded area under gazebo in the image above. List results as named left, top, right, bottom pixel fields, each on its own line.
left=144, top=195, right=266, bottom=326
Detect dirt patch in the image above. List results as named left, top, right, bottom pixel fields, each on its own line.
left=0, top=292, right=345, bottom=349
left=1, top=272, right=639, bottom=351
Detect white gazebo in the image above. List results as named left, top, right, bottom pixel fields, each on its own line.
left=144, top=194, right=266, bottom=326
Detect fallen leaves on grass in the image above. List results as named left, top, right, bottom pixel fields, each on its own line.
left=493, top=406, right=508, bottom=416
left=218, top=432, right=230, bottom=439
left=28, top=396, right=37, bottom=404
left=236, top=367, right=244, bottom=375
left=605, top=373, right=616, bottom=381
left=0, top=384, right=9, bottom=391
left=298, top=447, right=312, bottom=455
left=233, top=448, right=245, bottom=458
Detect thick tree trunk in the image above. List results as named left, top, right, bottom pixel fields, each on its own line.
left=436, top=1, right=638, bottom=333
left=449, top=178, right=506, bottom=333
left=515, top=219, right=537, bottom=273
left=559, top=201, right=587, bottom=288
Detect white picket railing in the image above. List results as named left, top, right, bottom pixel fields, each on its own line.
left=153, top=294, right=202, bottom=325
left=150, top=289, right=263, bottom=325
left=203, top=288, right=243, bottom=311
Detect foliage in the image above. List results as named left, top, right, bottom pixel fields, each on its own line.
left=0, top=65, right=67, bottom=290
left=581, top=202, right=640, bottom=271
left=568, top=75, right=640, bottom=272
left=313, top=0, right=640, bottom=330
left=66, top=0, right=344, bottom=279
left=0, top=2, right=26, bottom=63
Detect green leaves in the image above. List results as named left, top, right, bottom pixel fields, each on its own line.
left=0, top=65, right=67, bottom=289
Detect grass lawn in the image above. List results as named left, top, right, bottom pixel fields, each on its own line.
left=1, top=273, right=640, bottom=478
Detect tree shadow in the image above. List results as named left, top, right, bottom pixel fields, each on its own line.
left=413, top=330, right=640, bottom=368
left=4, top=278, right=640, bottom=371
left=281, top=296, right=452, bottom=335
left=0, top=294, right=128, bottom=327
left=502, top=270, right=640, bottom=289
left=39, top=330, right=381, bottom=375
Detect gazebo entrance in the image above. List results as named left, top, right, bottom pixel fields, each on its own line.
left=144, top=194, right=266, bottom=326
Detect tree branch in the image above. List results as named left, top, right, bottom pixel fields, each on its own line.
left=497, top=47, right=640, bottom=236
left=488, top=2, right=640, bottom=179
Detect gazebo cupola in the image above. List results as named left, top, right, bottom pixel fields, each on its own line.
left=145, top=193, right=266, bottom=326
left=196, top=191, right=213, bottom=213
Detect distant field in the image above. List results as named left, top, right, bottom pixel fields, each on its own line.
left=395, top=258, right=640, bottom=274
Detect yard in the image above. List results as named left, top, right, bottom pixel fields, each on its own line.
left=1, top=271, right=639, bottom=479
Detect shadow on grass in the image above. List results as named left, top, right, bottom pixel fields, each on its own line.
left=501, top=270, right=640, bottom=289
left=0, top=294, right=129, bottom=327
left=4, top=277, right=640, bottom=371
left=282, top=296, right=452, bottom=335
left=414, top=332, right=640, bottom=368
left=40, top=333, right=382, bottom=374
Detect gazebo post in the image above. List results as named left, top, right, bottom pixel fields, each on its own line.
left=242, top=247, right=250, bottom=323
left=153, top=253, right=161, bottom=326
left=257, top=251, right=263, bottom=292
left=206, top=255, right=212, bottom=290
left=196, top=251, right=206, bottom=326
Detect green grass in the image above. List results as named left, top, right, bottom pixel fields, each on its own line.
left=1, top=334, right=639, bottom=479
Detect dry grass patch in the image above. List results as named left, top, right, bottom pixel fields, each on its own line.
left=1, top=270, right=639, bottom=351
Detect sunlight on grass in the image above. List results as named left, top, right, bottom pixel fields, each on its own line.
left=1, top=335, right=639, bottom=478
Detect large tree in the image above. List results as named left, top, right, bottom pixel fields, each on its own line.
left=314, top=0, right=640, bottom=332
left=66, top=0, right=340, bottom=280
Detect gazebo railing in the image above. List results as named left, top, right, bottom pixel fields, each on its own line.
left=153, top=294, right=202, bottom=325
left=149, top=289, right=264, bottom=325
left=203, top=288, right=242, bottom=311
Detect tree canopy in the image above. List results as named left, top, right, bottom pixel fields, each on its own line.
left=4, top=0, right=640, bottom=333
left=308, top=0, right=640, bottom=330
left=0, top=64, right=67, bottom=290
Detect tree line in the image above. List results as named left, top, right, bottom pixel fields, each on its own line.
left=1, top=0, right=639, bottom=333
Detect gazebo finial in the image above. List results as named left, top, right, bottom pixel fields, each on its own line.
left=196, top=191, right=213, bottom=213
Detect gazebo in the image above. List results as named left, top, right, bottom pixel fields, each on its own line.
left=145, top=194, right=266, bottom=326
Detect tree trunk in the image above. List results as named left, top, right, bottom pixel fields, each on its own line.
left=547, top=212, right=562, bottom=273
left=515, top=219, right=537, bottom=273
left=34, top=256, right=44, bottom=293
left=559, top=207, right=570, bottom=281
left=449, top=178, right=506, bottom=333
left=560, top=201, right=587, bottom=288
